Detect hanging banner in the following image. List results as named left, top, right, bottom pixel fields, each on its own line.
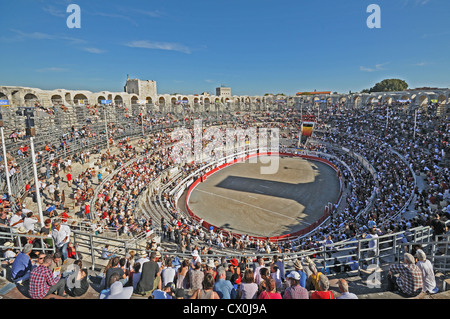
left=302, top=122, right=314, bottom=137
left=0, top=100, right=9, bottom=107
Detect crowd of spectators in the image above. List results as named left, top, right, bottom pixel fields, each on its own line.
left=0, top=100, right=448, bottom=300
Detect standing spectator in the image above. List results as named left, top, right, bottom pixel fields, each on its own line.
left=387, top=253, right=423, bottom=297
left=364, top=228, right=379, bottom=265
left=237, top=268, right=258, bottom=299
left=306, top=262, right=323, bottom=291
left=175, top=259, right=189, bottom=289
left=336, top=279, right=358, bottom=299
left=283, top=271, right=309, bottom=299
left=29, top=254, right=66, bottom=299
left=293, top=259, right=308, bottom=288
left=214, top=265, right=235, bottom=299
left=311, top=274, right=335, bottom=299
left=415, top=249, right=438, bottom=294
left=66, top=172, right=72, bottom=188
left=189, top=261, right=204, bottom=292
left=51, top=218, right=71, bottom=262
left=258, top=277, right=282, bottom=299
left=253, top=256, right=265, bottom=285
left=430, top=214, right=448, bottom=254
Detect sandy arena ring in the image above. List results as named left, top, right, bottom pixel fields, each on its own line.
left=185, top=153, right=342, bottom=240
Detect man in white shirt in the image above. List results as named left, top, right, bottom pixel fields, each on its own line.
left=337, top=279, right=358, bottom=299
left=9, top=210, right=24, bottom=232
left=23, top=212, right=40, bottom=233
left=51, top=218, right=71, bottom=262
left=253, top=257, right=265, bottom=284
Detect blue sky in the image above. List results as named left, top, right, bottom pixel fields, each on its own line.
left=0, top=0, right=449, bottom=96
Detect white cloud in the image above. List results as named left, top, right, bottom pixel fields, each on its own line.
left=8, top=29, right=85, bottom=45
left=360, top=62, right=390, bottom=72
left=83, top=47, right=105, bottom=54
left=42, top=5, right=66, bottom=17
left=125, top=40, right=192, bottom=54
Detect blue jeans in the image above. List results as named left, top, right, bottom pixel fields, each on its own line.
left=59, top=242, right=69, bottom=261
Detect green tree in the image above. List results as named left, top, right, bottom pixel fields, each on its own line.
left=369, top=79, right=408, bottom=93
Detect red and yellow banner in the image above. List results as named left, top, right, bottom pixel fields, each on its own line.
left=302, top=122, right=314, bottom=137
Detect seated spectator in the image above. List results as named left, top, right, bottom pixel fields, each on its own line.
left=190, top=273, right=220, bottom=299
left=129, top=262, right=141, bottom=291
left=415, top=249, right=438, bottom=294
left=101, top=244, right=115, bottom=260
left=311, top=274, right=335, bottom=299
left=161, top=258, right=176, bottom=288
left=10, top=244, right=34, bottom=284
left=105, top=256, right=127, bottom=289
left=29, top=254, right=66, bottom=299
left=387, top=253, right=423, bottom=297
left=2, top=242, right=17, bottom=265
left=336, top=279, right=358, bottom=299
left=136, top=251, right=160, bottom=295
left=65, top=267, right=90, bottom=298
left=283, top=271, right=309, bottom=299
left=100, top=273, right=133, bottom=299
left=258, top=276, right=282, bottom=299
left=152, top=282, right=174, bottom=299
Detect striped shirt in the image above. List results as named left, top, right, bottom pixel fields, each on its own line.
left=389, top=263, right=423, bottom=296
left=29, top=265, right=60, bottom=299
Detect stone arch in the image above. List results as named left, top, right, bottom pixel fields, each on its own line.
left=51, top=94, right=63, bottom=105
left=131, top=96, right=139, bottom=105
left=65, top=93, right=71, bottom=104
left=114, top=95, right=123, bottom=105
left=158, top=96, right=165, bottom=105
left=0, top=92, right=8, bottom=100
left=384, top=97, right=393, bottom=105
left=73, top=93, right=88, bottom=105
left=194, top=97, right=199, bottom=104
left=418, top=95, right=428, bottom=106
left=204, top=97, right=210, bottom=104
left=24, top=93, right=39, bottom=106
left=437, top=95, right=446, bottom=104
left=146, top=97, right=153, bottom=104
left=367, top=97, right=377, bottom=104
left=97, top=96, right=106, bottom=104
left=339, top=97, right=346, bottom=104
left=171, top=97, right=177, bottom=105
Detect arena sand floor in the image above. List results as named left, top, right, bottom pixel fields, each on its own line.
left=185, top=155, right=341, bottom=238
